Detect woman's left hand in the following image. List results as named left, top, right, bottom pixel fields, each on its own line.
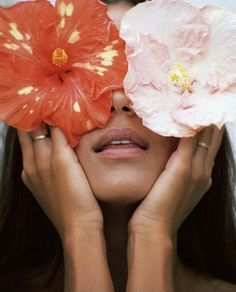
left=129, top=126, right=224, bottom=239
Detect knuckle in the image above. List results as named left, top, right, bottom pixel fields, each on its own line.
left=192, top=170, right=211, bottom=187
left=21, top=170, right=29, bottom=185
left=36, top=162, right=50, bottom=176
left=22, top=163, right=36, bottom=180
left=21, top=170, right=33, bottom=189
left=177, top=164, right=191, bottom=178
left=51, top=152, right=67, bottom=169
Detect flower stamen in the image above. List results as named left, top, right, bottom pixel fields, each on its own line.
left=52, top=48, right=68, bottom=67
left=168, top=64, right=192, bottom=92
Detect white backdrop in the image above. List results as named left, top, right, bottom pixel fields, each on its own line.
left=0, top=0, right=56, bottom=6
left=187, top=0, right=236, bottom=11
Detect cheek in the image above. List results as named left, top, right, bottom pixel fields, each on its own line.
left=76, top=139, right=177, bottom=205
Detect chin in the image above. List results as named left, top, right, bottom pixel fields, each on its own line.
left=87, top=171, right=155, bottom=205
left=94, top=188, right=147, bottom=205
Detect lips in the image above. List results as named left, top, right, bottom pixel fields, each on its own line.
left=94, top=128, right=148, bottom=153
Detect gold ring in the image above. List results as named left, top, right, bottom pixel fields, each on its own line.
left=31, top=134, right=48, bottom=142
left=198, top=141, right=209, bottom=150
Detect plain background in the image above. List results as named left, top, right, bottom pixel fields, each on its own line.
left=187, top=0, right=236, bottom=11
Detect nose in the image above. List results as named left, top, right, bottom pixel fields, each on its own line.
left=110, top=90, right=135, bottom=116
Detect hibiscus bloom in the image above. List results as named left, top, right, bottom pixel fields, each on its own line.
left=0, top=0, right=127, bottom=146
left=120, top=0, right=236, bottom=137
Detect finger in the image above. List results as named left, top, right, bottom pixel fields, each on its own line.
left=30, top=124, right=52, bottom=175
left=17, top=129, right=34, bottom=166
left=177, top=136, right=198, bottom=157
left=162, top=137, right=197, bottom=186
left=50, top=127, right=68, bottom=151
left=50, top=127, right=76, bottom=159
left=206, top=126, right=224, bottom=166
left=194, top=126, right=214, bottom=161
left=17, top=129, right=37, bottom=186
left=166, top=136, right=198, bottom=170
left=51, top=127, right=83, bottom=172
left=192, top=126, right=216, bottom=184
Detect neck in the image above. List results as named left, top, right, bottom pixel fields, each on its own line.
left=99, top=201, right=139, bottom=292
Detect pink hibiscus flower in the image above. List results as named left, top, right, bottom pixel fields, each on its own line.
left=0, top=0, right=127, bottom=146
left=120, top=0, right=236, bottom=137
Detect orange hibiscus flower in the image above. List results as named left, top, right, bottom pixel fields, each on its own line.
left=0, top=0, right=127, bottom=146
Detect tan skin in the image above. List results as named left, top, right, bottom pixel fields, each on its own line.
left=17, top=3, right=236, bottom=292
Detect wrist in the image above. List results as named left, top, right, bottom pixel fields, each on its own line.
left=62, top=228, right=114, bottom=291
left=128, top=218, right=176, bottom=242
left=59, top=217, right=104, bottom=244
left=62, top=227, right=105, bottom=251
left=127, top=231, right=175, bottom=292
left=128, top=231, right=175, bottom=256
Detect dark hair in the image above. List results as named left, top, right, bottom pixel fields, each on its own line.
left=1, top=127, right=236, bottom=291
left=178, top=131, right=236, bottom=281
left=1, top=0, right=236, bottom=291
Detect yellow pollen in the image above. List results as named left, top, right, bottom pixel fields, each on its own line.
left=168, top=64, right=192, bottom=92
left=52, top=48, right=68, bottom=67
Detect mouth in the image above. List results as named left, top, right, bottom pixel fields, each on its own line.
left=94, top=128, right=149, bottom=157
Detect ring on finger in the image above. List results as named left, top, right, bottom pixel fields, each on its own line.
left=197, top=141, right=209, bottom=150
left=31, top=134, right=49, bottom=142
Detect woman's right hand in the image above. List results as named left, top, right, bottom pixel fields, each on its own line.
left=18, top=125, right=115, bottom=291
left=18, top=125, right=103, bottom=241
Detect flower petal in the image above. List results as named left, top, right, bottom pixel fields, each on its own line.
left=120, top=0, right=209, bottom=62
left=55, top=0, right=110, bottom=53
left=121, top=0, right=236, bottom=137
left=72, top=24, right=127, bottom=99
left=124, top=35, right=195, bottom=137
left=191, top=6, right=236, bottom=91
left=174, top=6, right=236, bottom=129
left=0, top=0, right=58, bottom=73
left=173, top=86, right=236, bottom=129
left=42, top=73, right=111, bottom=146
left=129, top=83, right=195, bottom=137
left=0, top=0, right=127, bottom=145
left=0, top=82, right=45, bottom=131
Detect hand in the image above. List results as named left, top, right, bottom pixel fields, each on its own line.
left=129, top=126, right=224, bottom=239
left=18, top=125, right=103, bottom=241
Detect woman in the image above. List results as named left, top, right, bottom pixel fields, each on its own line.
left=0, top=0, right=236, bottom=291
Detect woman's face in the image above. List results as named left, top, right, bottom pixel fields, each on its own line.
left=75, top=2, right=178, bottom=205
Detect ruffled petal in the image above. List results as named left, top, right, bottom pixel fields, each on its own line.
left=0, top=82, right=45, bottom=131
left=174, top=6, right=236, bottom=129
left=173, top=86, right=236, bottom=129
left=0, top=0, right=127, bottom=145
left=129, top=84, right=195, bottom=137
left=72, top=23, right=127, bottom=99
left=121, top=0, right=236, bottom=137
left=0, top=0, right=58, bottom=74
left=124, top=35, right=194, bottom=137
left=42, top=72, right=111, bottom=146
left=55, top=0, right=111, bottom=59
left=0, top=0, right=61, bottom=131
left=120, top=0, right=209, bottom=62
left=191, top=6, right=236, bottom=91
left=124, top=34, right=170, bottom=92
